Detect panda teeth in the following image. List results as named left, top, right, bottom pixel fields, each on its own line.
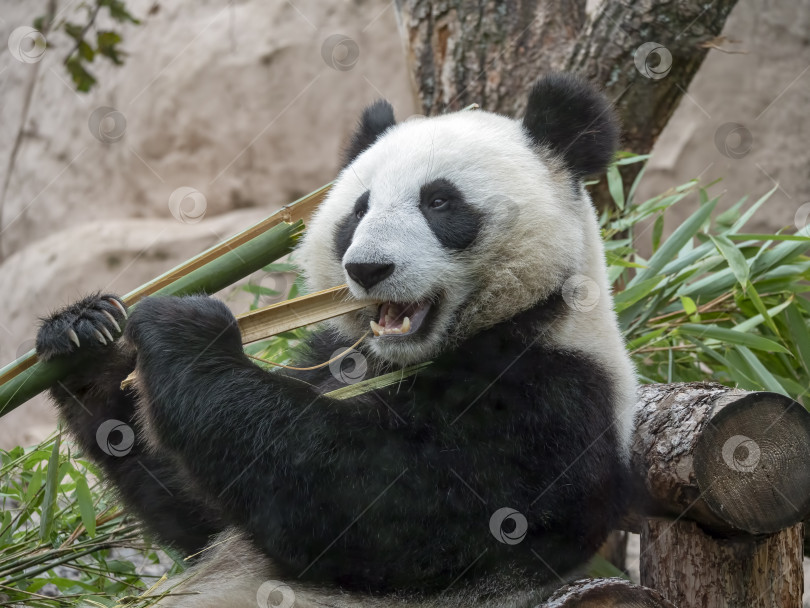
left=369, top=318, right=411, bottom=336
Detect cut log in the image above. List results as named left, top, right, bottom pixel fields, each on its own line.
left=626, top=382, right=810, bottom=535
left=639, top=519, right=804, bottom=608
left=543, top=577, right=677, bottom=607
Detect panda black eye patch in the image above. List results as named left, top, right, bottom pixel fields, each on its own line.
left=419, top=178, right=481, bottom=250
left=333, top=190, right=370, bottom=260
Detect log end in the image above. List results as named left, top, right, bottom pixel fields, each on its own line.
left=694, top=392, right=810, bottom=534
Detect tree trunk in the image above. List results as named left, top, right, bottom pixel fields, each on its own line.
left=394, top=0, right=740, bottom=206
left=625, top=382, right=810, bottom=536
left=543, top=577, right=677, bottom=608
left=640, top=520, right=804, bottom=608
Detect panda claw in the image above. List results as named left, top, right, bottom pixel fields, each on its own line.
left=100, top=325, right=113, bottom=343
left=102, top=309, right=121, bottom=333
left=108, top=298, right=128, bottom=319
left=68, top=328, right=80, bottom=349
left=93, top=328, right=107, bottom=345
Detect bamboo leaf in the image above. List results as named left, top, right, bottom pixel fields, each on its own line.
left=743, top=280, right=780, bottom=336
left=75, top=477, right=97, bottom=537
left=325, top=363, right=432, bottom=400
left=784, top=303, right=810, bottom=376
left=607, top=164, right=625, bottom=210
left=727, top=185, right=778, bottom=234
left=652, top=214, right=664, bottom=252
left=630, top=199, right=717, bottom=287
left=709, top=234, right=749, bottom=287
left=614, top=277, right=664, bottom=313
left=38, top=434, right=61, bottom=541
left=675, top=324, right=790, bottom=353
left=735, top=346, right=789, bottom=395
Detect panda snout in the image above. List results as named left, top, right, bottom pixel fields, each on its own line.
left=344, top=262, right=396, bottom=290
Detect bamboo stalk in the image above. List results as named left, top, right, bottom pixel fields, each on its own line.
left=238, top=285, right=367, bottom=344
left=0, top=183, right=333, bottom=415
left=120, top=285, right=375, bottom=389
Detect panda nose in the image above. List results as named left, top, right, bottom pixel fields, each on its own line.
left=344, top=262, right=396, bottom=290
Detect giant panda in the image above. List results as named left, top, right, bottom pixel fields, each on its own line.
left=36, top=73, right=637, bottom=608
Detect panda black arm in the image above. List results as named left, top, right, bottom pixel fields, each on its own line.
left=126, top=295, right=628, bottom=591
left=35, top=294, right=225, bottom=556
left=125, top=295, right=438, bottom=587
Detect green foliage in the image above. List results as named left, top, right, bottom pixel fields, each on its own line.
left=36, top=0, right=140, bottom=93
left=603, top=156, right=810, bottom=399
left=0, top=432, right=184, bottom=607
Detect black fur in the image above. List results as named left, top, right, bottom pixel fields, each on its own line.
left=36, top=295, right=225, bottom=556
left=39, top=290, right=628, bottom=593
left=341, top=100, right=396, bottom=169
left=419, top=178, right=482, bottom=250
left=522, top=73, right=619, bottom=178
left=333, top=190, right=370, bottom=261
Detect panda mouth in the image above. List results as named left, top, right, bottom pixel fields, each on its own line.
left=370, top=302, right=433, bottom=337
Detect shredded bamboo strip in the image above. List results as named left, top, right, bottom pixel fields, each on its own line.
left=120, top=285, right=375, bottom=389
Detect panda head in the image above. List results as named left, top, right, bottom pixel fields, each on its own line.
left=296, top=73, right=619, bottom=366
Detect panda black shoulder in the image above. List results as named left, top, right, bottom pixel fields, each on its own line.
left=522, top=73, right=619, bottom=179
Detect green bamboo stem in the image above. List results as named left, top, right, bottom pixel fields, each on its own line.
left=0, top=220, right=304, bottom=416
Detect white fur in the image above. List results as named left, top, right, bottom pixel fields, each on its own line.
left=296, top=109, right=638, bottom=446
left=135, top=532, right=561, bottom=608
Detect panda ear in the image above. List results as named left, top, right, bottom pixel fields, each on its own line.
left=522, top=73, right=619, bottom=179
left=342, top=100, right=396, bottom=169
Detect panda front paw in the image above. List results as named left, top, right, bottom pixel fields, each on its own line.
left=36, top=294, right=128, bottom=362
left=124, top=296, right=243, bottom=363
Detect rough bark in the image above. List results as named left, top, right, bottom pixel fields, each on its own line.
left=394, top=0, right=740, bottom=206
left=625, top=382, right=810, bottom=536
left=543, top=577, right=677, bottom=608
left=640, top=520, right=804, bottom=608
